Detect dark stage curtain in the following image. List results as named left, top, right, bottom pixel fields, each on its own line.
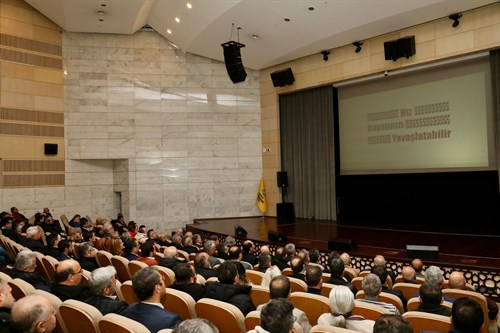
left=491, top=49, right=500, bottom=190
left=279, top=85, right=336, bottom=220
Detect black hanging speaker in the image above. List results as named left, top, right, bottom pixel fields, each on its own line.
left=44, top=143, right=58, bottom=155
left=221, top=41, right=247, bottom=83
left=277, top=171, right=288, bottom=188
left=234, top=225, right=248, bottom=237
left=384, top=40, right=399, bottom=61
left=328, top=238, right=357, bottom=251
left=268, top=230, right=288, bottom=243
left=398, top=36, right=415, bottom=59
left=270, top=68, right=294, bottom=87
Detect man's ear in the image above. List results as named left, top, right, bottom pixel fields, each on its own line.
left=234, top=274, right=239, bottom=285
left=35, top=321, right=46, bottom=332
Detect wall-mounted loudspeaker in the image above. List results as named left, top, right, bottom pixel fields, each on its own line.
left=384, top=36, right=415, bottom=61
left=328, top=238, right=357, bottom=252
left=234, top=225, right=248, bottom=237
left=44, top=143, right=58, bottom=155
left=222, top=41, right=247, bottom=83
left=277, top=171, right=288, bottom=188
left=406, top=245, right=439, bottom=260
left=268, top=230, right=288, bottom=243
left=270, top=68, right=295, bottom=87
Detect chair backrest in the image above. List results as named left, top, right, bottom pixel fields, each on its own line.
left=96, top=250, right=113, bottom=267
left=358, top=270, right=370, bottom=277
left=59, top=299, right=103, bottom=333
left=246, top=270, right=265, bottom=285
left=163, top=288, right=197, bottom=320
left=120, top=280, right=139, bottom=304
left=111, top=256, right=131, bottom=283
left=156, top=266, right=175, bottom=287
left=177, top=249, right=190, bottom=261
left=350, top=276, right=363, bottom=292
left=250, top=284, right=271, bottom=307
left=195, top=298, right=246, bottom=333
left=0, top=271, right=12, bottom=283
left=33, top=289, right=67, bottom=333
left=290, top=291, right=330, bottom=325
left=81, top=269, right=91, bottom=286
left=353, top=299, right=390, bottom=320
left=42, top=255, right=59, bottom=281
left=406, top=297, right=452, bottom=313
left=355, top=290, right=404, bottom=315
left=320, top=283, right=337, bottom=297
left=244, top=310, right=261, bottom=332
left=343, top=267, right=358, bottom=280
left=9, top=278, right=36, bottom=300
left=395, top=275, right=426, bottom=285
left=282, top=268, right=293, bottom=276
left=128, top=260, right=149, bottom=277
left=189, top=253, right=196, bottom=261
left=392, top=282, right=421, bottom=302
left=196, top=274, right=206, bottom=285
left=442, top=288, right=489, bottom=333
left=310, top=325, right=360, bottom=333
left=289, top=277, right=308, bottom=293
left=99, top=313, right=150, bottom=333
left=402, top=311, right=452, bottom=333
left=33, top=251, right=49, bottom=279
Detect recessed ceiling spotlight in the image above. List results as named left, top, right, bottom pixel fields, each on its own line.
left=175, top=17, right=180, bottom=23
left=284, top=18, right=290, bottom=22
left=98, top=18, right=104, bottom=22
left=308, top=7, right=314, bottom=11
left=167, top=29, right=172, bottom=34
left=251, top=34, right=260, bottom=40
left=100, top=3, right=107, bottom=7
left=96, top=10, right=105, bottom=15
left=186, top=3, right=192, bottom=9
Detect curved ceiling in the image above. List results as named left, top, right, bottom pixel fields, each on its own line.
left=25, top=0, right=496, bottom=70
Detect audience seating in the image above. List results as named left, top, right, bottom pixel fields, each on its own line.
left=163, top=288, right=197, bottom=320
left=195, top=298, right=246, bottom=333
left=443, top=281, right=475, bottom=291
left=80, top=269, right=91, bottom=286
left=115, top=280, right=124, bottom=302
left=99, top=313, right=150, bottom=333
left=0, top=271, right=12, bottom=283
left=177, top=249, right=190, bottom=261
left=288, top=277, right=307, bottom=292
left=355, top=290, right=404, bottom=314
left=353, top=299, right=390, bottom=320
left=41, top=255, right=59, bottom=281
left=395, top=275, right=425, bottom=284
left=246, top=270, right=265, bottom=285
left=34, top=251, right=49, bottom=279
left=96, top=250, right=113, bottom=267
left=321, top=272, right=331, bottom=281
left=33, top=289, right=67, bottom=333
left=188, top=253, right=196, bottom=261
left=154, top=252, right=164, bottom=263
left=250, top=284, right=271, bottom=307
left=244, top=310, right=261, bottom=331
left=358, top=270, right=370, bottom=277
left=120, top=280, right=139, bottom=304
left=392, top=282, right=420, bottom=302
left=128, top=261, right=148, bottom=277
left=59, top=299, right=103, bottom=333
left=406, top=297, right=452, bottom=313
left=8, top=278, right=35, bottom=300
left=111, top=255, right=131, bottom=283
left=310, top=325, right=360, bottom=333
left=156, top=266, right=175, bottom=287
left=281, top=268, right=293, bottom=276
left=290, top=291, right=330, bottom=326
left=196, top=274, right=206, bottom=285
left=320, top=283, right=337, bottom=297
left=350, top=276, right=363, bottom=291
left=308, top=262, right=325, bottom=271
left=442, top=288, right=489, bottom=333
left=402, top=311, right=452, bottom=333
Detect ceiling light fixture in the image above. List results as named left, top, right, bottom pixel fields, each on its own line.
left=167, top=29, right=172, bottom=34
left=175, top=17, right=180, bottom=23
left=353, top=41, right=363, bottom=53
left=321, top=50, right=330, bottom=61
left=448, top=13, right=462, bottom=28
left=186, top=3, right=192, bottom=9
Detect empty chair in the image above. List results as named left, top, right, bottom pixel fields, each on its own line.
left=120, top=280, right=139, bottom=304
left=99, top=313, right=151, bottom=333
left=310, top=325, right=360, bottom=333
left=111, top=256, right=131, bottom=283
left=402, top=311, right=452, bottom=333
left=33, top=289, right=67, bottom=333
left=42, top=255, right=59, bottom=281
left=9, top=278, right=35, bottom=300
left=288, top=277, right=307, bottom=292
left=195, top=298, right=246, bottom=333
left=128, top=261, right=148, bottom=277
left=59, top=299, right=103, bottom=333
left=250, top=284, right=271, bottom=307
left=246, top=270, right=265, bottom=285
left=358, top=270, right=370, bottom=277
left=353, top=299, right=390, bottom=320
left=290, top=291, right=330, bottom=326
left=96, top=250, right=113, bottom=267
left=156, top=266, right=175, bottom=287
left=163, top=288, right=197, bottom=320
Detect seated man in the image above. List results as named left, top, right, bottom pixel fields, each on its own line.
left=450, top=297, right=484, bottom=333
left=358, top=274, right=399, bottom=315
left=372, top=265, right=406, bottom=309
left=45, top=233, right=61, bottom=258
left=257, top=275, right=311, bottom=333
left=448, top=271, right=467, bottom=290
left=373, top=255, right=396, bottom=285
left=257, top=298, right=295, bottom=333
left=411, top=258, right=425, bottom=278
left=159, top=246, right=183, bottom=270
left=256, top=253, right=272, bottom=273
left=169, top=263, right=206, bottom=301
left=50, top=260, right=91, bottom=301
left=203, top=240, right=220, bottom=268
left=229, top=246, right=253, bottom=270
left=241, top=240, right=258, bottom=266
left=84, top=266, right=128, bottom=315
left=401, top=266, right=419, bottom=284
left=325, top=254, right=357, bottom=295
left=172, top=318, right=218, bottom=333
left=0, top=278, right=15, bottom=332
left=290, top=256, right=306, bottom=281
left=415, top=282, right=451, bottom=317
left=10, top=294, right=56, bottom=333
left=305, top=265, right=323, bottom=295
left=204, top=260, right=255, bottom=316
left=121, top=266, right=181, bottom=333
left=423, top=265, right=454, bottom=303
left=22, top=226, right=47, bottom=255
left=9, top=250, right=50, bottom=291
left=122, top=238, right=140, bottom=261
left=77, top=242, right=99, bottom=272
left=181, top=235, right=200, bottom=254
left=55, top=239, right=74, bottom=261
left=194, top=252, right=216, bottom=280
left=137, top=240, right=158, bottom=266
left=373, top=314, right=412, bottom=333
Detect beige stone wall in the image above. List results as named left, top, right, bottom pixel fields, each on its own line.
left=260, top=3, right=500, bottom=216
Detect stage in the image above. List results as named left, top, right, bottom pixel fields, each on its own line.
left=186, top=216, right=500, bottom=300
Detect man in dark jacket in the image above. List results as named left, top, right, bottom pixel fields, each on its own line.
left=194, top=252, right=216, bottom=280
left=159, top=246, right=184, bottom=270
left=169, top=263, right=206, bottom=301
left=77, top=242, right=99, bottom=272
left=84, top=266, right=128, bottom=315
left=204, top=260, right=255, bottom=316
left=9, top=250, right=50, bottom=291
left=50, top=260, right=91, bottom=301
left=415, top=283, right=451, bottom=317
left=23, top=226, right=47, bottom=255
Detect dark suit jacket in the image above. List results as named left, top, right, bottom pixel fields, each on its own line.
left=50, top=283, right=92, bottom=302
left=79, top=257, right=99, bottom=272
left=416, top=303, right=451, bottom=317
left=121, top=302, right=181, bottom=333
left=195, top=267, right=217, bottom=280
left=84, top=295, right=128, bottom=315
left=8, top=268, right=51, bottom=291
left=169, top=282, right=206, bottom=302
left=23, top=238, right=47, bottom=255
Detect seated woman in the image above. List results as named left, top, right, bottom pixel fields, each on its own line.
left=318, top=285, right=375, bottom=333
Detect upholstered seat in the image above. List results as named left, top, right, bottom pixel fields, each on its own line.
left=163, top=288, right=197, bottom=320
left=195, top=298, right=246, bottom=333
left=353, top=299, right=390, bottom=320
left=290, top=291, right=330, bottom=325
left=111, top=255, right=131, bottom=283
left=402, top=311, right=452, bottom=333
left=59, top=299, right=103, bottom=333
left=99, top=313, right=151, bottom=333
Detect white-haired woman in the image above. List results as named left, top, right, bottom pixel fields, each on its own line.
left=261, top=265, right=281, bottom=287
left=318, top=285, right=375, bottom=333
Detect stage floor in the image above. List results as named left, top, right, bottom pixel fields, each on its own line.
left=187, top=216, right=500, bottom=271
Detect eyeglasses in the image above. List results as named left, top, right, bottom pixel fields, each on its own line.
left=72, top=269, right=83, bottom=275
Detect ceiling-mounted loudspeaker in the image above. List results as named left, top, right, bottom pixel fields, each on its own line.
left=384, top=36, right=415, bottom=61
left=270, top=68, right=294, bottom=87
left=221, top=41, right=247, bottom=83
left=234, top=224, right=248, bottom=237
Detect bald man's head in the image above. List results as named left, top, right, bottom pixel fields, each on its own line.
left=449, top=271, right=466, bottom=289
left=401, top=266, right=416, bottom=282
left=11, top=295, right=56, bottom=333
left=54, top=260, right=82, bottom=285
left=411, top=258, right=423, bottom=272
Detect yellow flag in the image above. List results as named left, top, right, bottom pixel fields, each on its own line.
left=256, top=177, right=268, bottom=213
